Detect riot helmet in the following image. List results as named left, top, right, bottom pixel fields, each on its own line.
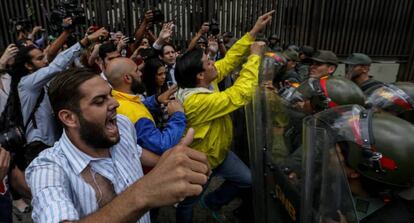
left=366, top=82, right=414, bottom=123
left=283, top=76, right=365, bottom=113
left=314, top=105, right=414, bottom=188
left=260, top=52, right=289, bottom=88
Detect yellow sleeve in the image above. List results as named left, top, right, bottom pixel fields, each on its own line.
left=185, top=54, right=261, bottom=123
left=214, top=33, right=255, bottom=83
left=116, top=100, right=154, bottom=124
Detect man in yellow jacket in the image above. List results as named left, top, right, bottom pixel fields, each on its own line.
left=175, top=11, right=274, bottom=223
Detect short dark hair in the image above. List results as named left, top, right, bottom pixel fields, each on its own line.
left=11, top=45, right=37, bottom=77
left=98, top=42, right=117, bottom=60
left=159, top=43, right=176, bottom=57
left=48, top=68, right=98, bottom=126
left=175, top=48, right=204, bottom=88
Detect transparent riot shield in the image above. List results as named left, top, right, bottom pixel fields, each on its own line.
left=366, top=84, right=414, bottom=115
left=301, top=106, right=366, bottom=223
left=246, top=52, right=302, bottom=223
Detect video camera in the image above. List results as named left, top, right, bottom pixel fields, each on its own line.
left=151, top=8, right=165, bottom=24
left=49, top=0, right=86, bottom=32
left=0, top=127, right=26, bottom=153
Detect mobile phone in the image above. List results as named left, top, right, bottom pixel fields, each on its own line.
left=167, top=81, right=174, bottom=88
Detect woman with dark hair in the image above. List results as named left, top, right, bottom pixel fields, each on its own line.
left=143, top=58, right=168, bottom=96
left=142, top=58, right=170, bottom=129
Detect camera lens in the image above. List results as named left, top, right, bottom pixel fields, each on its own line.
left=0, top=127, right=26, bottom=152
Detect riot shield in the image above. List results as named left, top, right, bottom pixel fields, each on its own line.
left=301, top=107, right=362, bottom=223
left=366, top=84, right=414, bottom=115
left=246, top=52, right=302, bottom=223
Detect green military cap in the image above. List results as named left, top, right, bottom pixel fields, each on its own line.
left=343, top=53, right=372, bottom=65
left=283, top=50, right=299, bottom=61
left=310, top=50, right=338, bottom=65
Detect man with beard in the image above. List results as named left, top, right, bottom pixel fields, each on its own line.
left=106, top=57, right=186, bottom=155
left=343, top=53, right=384, bottom=92
left=12, top=27, right=108, bottom=163
left=25, top=68, right=210, bottom=223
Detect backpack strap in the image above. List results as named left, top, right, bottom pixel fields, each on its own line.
left=24, top=88, right=45, bottom=130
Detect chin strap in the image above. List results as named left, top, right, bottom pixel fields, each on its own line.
left=358, top=109, right=398, bottom=173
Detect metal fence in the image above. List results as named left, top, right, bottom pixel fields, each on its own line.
left=1, top=0, right=414, bottom=79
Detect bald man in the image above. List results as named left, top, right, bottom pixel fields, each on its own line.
left=106, top=58, right=187, bottom=155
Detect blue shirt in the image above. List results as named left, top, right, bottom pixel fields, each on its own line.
left=26, top=114, right=150, bottom=223
left=19, top=42, right=83, bottom=146
left=113, top=90, right=187, bottom=155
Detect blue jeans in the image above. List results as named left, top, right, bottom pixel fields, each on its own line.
left=176, top=151, right=252, bottom=223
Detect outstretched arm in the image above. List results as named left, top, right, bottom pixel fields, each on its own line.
left=214, top=10, right=274, bottom=82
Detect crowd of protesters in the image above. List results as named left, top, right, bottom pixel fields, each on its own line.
left=2, top=4, right=414, bottom=223
left=0, top=8, right=275, bottom=223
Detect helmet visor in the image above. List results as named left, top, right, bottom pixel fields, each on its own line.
left=367, top=84, right=414, bottom=115
left=313, top=105, right=372, bottom=149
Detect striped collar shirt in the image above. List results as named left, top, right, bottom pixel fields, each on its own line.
left=25, top=114, right=150, bottom=223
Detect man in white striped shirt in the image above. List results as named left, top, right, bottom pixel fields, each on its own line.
left=26, top=68, right=210, bottom=223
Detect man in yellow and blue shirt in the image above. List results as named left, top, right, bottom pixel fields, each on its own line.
left=106, top=58, right=186, bottom=155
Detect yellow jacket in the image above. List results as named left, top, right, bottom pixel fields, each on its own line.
left=112, top=89, right=154, bottom=123
left=176, top=33, right=261, bottom=168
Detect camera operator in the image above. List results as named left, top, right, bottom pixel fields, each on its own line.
left=187, top=22, right=210, bottom=52
left=134, top=9, right=164, bottom=49
left=187, top=22, right=226, bottom=57
left=15, top=25, right=47, bottom=50
left=0, top=44, right=18, bottom=113
left=134, top=10, right=154, bottom=46
left=28, top=26, right=47, bottom=48
left=43, top=18, right=75, bottom=62
left=0, top=44, right=32, bottom=222
left=11, top=27, right=108, bottom=164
